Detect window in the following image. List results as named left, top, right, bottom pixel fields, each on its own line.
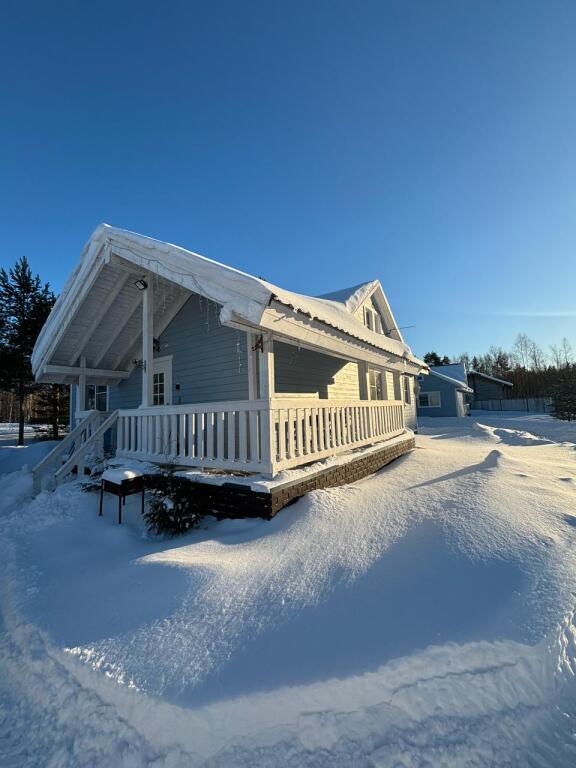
left=85, top=385, right=107, bottom=411
left=418, top=391, right=441, bottom=408
left=403, top=376, right=412, bottom=404
left=153, top=371, right=165, bottom=406
left=363, top=306, right=383, bottom=334
left=368, top=368, right=383, bottom=400
left=364, top=306, right=374, bottom=331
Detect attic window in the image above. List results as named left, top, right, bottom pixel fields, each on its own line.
left=363, top=307, right=382, bottom=333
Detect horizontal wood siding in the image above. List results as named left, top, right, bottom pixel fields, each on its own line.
left=404, top=376, right=418, bottom=430
left=417, top=374, right=462, bottom=417
left=468, top=374, right=511, bottom=401
left=274, top=341, right=361, bottom=399
left=109, top=295, right=248, bottom=409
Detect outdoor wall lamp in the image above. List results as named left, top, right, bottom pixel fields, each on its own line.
left=134, top=278, right=148, bottom=290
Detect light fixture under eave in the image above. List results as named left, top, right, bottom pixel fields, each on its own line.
left=134, top=278, right=148, bottom=291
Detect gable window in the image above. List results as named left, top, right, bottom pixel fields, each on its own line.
left=418, top=391, right=441, bottom=408
left=85, top=385, right=108, bottom=411
left=364, top=306, right=374, bottom=331
left=363, top=306, right=383, bottom=334
left=368, top=368, right=383, bottom=400
left=403, top=376, right=412, bottom=404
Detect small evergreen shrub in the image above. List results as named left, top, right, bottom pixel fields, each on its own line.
left=143, top=472, right=203, bottom=536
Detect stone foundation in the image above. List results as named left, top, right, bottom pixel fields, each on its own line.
left=171, top=435, right=415, bottom=519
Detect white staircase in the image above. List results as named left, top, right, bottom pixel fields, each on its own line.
left=32, top=410, right=119, bottom=493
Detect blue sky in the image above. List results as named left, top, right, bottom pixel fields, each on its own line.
left=1, top=0, right=575, bottom=359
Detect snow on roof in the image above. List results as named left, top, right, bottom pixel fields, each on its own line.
left=468, top=370, right=513, bottom=387
left=33, top=225, right=424, bottom=372
left=428, top=368, right=473, bottom=392
left=429, top=363, right=467, bottom=385
left=316, top=281, right=379, bottom=313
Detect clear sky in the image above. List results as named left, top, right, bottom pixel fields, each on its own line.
left=1, top=0, right=576, bottom=359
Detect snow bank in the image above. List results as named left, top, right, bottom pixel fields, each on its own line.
left=2, top=416, right=576, bottom=766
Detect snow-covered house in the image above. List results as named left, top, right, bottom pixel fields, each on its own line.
left=31, top=225, right=426, bottom=511
left=416, top=364, right=473, bottom=418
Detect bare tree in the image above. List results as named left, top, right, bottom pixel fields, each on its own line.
left=528, top=340, right=546, bottom=371
left=561, top=337, right=573, bottom=366
left=512, top=333, right=531, bottom=369
left=550, top=344, right=563, bottom=369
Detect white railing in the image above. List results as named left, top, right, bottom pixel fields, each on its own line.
left=32, top=410, right=103, bottom=492
left=55, top=410, right=119, bottom=484
left=270, top=398, right=405, bottom=472
left=116, top=398, right=405, bottom=477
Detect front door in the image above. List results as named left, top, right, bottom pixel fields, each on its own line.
left=152, top=357, right=173, bottom=406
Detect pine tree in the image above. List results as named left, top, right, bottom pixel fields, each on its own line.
left=423, top=351, right=442, bottom=366
left=34, top=384, right=70, bottom=439
left=551, top=365, right=576, bottom=421
left=0, top=257, right=54, bottom=445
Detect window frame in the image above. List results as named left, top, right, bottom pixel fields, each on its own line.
left=85, top=384, right=108, bottom=412
left=368, top=368, right=384, bottom=401
left=418, top=391, right=442, bottom=408
left=403, top=375, right=412, bottom=404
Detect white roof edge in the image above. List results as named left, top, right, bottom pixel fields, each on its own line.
left=32, top=225, right=426, bottom=374
left=468, top=370, right=513, bottom=387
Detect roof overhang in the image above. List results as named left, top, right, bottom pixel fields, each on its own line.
left=33, top=224, right=427, bottom=382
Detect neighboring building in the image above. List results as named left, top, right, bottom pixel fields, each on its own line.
left=467, top=370, right=513, bottom=403
left=417, top=364, right=473, bottom=418
left=31, top=225, right=427, bottom=511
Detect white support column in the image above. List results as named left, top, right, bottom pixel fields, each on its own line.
left=359, top=362, right=369, bottom=401
left=141, top=277, right=154, bottom=407
left=78, top=356, right=87, bottom=413
left=257, top=333, right=275, bottom=477
left=258, top=332, right=275, bottom=400
left=247, top=333, right=259, bottom=400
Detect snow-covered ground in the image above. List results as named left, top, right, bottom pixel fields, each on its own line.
left=1, top=414, right=576, bottom=766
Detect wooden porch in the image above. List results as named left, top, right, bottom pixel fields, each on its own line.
left=116, top=397, right=406, bottom=477
left=32, top=397, right=406, bottom=490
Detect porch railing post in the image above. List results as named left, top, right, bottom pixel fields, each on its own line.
left=141, top=276, right=154, bottom=407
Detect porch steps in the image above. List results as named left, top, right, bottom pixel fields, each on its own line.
left=32, top=410, right=118, bottom=493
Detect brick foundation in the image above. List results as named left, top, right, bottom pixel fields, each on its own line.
left=168, top=435, right=415, bottom=519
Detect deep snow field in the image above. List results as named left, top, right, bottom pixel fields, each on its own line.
left=1, top=413, right=576, bottom=767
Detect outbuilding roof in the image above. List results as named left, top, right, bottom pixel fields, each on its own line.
left=428, top=368, right=473, bottom=392
left=468, top=370, right=513, bottom=387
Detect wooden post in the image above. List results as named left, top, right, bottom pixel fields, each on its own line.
left=258, top=333, right=275, bottom=476
left=359, top=362, right=369, bottom=400
left=141, top=277, right=154, bottom=407
left=78, top=356, right=87, bottom=413
left=247, top=333, right=259, bottom=400
left=258, top=333, right=275, bottom=400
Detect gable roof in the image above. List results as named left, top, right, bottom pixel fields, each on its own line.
left=32, top=224, right=425, bottom=377
left=317, top=281, right=378, bottom=312
left=428, top=368, right=473, bottom=392
left=468, top=370, right=513, bottom=387
left=317, top=279, right=405, bottom=343
left=429, top=363, right=467, bottom=385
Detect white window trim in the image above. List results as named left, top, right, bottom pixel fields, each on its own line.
left=153, top=355, right=173, bottom=406
left=84, top=384, right=109, bottom=412
left=403, top=375, right=412, bottom=404
left=419, top=391, right=442, bottom=408
left=363, top=306, right=384, bottom=334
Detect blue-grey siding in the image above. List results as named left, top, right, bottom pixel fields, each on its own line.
left=108, top=295, right=249, bottom=409
left=416, top=373, right=462, bottom=418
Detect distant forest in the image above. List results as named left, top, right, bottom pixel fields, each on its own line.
left=423, top=333, right=574, bottom=399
